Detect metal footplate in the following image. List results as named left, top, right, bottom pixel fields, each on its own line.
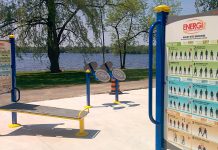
left=112, top=69, right=126, bottom=81
left=95, top=69, right=110, bottom=82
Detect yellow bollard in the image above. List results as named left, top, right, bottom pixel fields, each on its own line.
left=75, top=118, right=88, bottom=137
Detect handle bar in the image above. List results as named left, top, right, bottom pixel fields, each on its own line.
left=148, top=21, right=161, bottom=125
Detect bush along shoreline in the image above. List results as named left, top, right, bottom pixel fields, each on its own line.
left=16, top=69, right=155, bottom=89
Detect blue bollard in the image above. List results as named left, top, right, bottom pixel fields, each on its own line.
left=85, top=69, right=92, bottom=108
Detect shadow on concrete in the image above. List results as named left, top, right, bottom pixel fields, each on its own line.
left=91, top=105, right=110, bottom=108
left=102, top=101, right=140, bottom=110
left=2, top=123, right=100, bottom=139
left=119, top=101, right=140, bottom=107
left=102, top=103, right=126, bottom=110
left=109, top=92, right=130, bottom=95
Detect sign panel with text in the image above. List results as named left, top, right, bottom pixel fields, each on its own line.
left=164, top=10, right=218, bottom=150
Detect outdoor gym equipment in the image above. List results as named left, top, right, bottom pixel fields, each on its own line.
left=148, top=5, right=168, bottom=150
left=84, top=61, right=111, bottom=83
left=100, top=61, right=126, bottom=82
left=0, top=35, right=89, bottom=137
left=148, top=5, right=218, bottom=150
left=100, top=61, right=126, bottom=99
left=84, top=62, right=110, bottom=108
left=84, top=61, right=126, bottom=108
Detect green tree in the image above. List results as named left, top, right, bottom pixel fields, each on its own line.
left=94, top=0, right=115, bottom=64
left=107, top=0, right=181, bottom=69
left=107, top=0, right=149, bottom=69
left=195, top=0, right=218, bottom=12
left=0, top=0, right=100, bottom=72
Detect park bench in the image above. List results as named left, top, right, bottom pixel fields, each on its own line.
left=0, top=103, right=89, bottom=137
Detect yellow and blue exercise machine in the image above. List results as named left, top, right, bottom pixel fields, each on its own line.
left=0, top=35, right=90, bottom=137
left=84, top=61, right=126, bottom=108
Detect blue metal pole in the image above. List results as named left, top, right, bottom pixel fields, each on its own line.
left=88, top=64, right=97, bottom=80
left=9, top=34, right=17, bottom=124
left=115, top=79, right=119, bottom=101
left=155, top=11, right=168, bottom=150
left=85, top=70, right=91, bottom=107
left=104, top=63, right=118, bottom=102
left=105, top=63, right=113, bottom=77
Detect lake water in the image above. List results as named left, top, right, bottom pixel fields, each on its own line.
left=16, top=53, right=149, bottom=71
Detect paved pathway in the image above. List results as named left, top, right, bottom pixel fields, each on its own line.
left=0, top=89, right=156, bottom=150
left=0, top=79, right=155, bottom=106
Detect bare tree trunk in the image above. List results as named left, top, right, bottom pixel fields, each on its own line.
left=47, top=29, right=61, bottom=73
left=119, top=50, right=123, bottom=69
left=121, top=14, right=133, bottom=69
left=115, top=27, right=122, bottom=68
left=122, top=42, right=127, bottom=69
left=46, top=0, right=61, bottom=73
left=100, top=8, right=106, bottom=64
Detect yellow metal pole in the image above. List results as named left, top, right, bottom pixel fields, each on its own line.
left=75, top=118, right=88, bottom=137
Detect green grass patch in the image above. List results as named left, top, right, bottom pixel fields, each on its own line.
left=17, top=69, right=154, bottom=90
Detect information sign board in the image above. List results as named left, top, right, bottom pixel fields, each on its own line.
left=165, top=10, right=218, bottom=150
left=0, top=41, right=11, bottom=94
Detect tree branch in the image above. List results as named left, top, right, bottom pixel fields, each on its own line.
left=0, top=19, right=17, bottom=29
left=85, top=0, right=117, bottom=8
left=126, top=14, right=134, bottom=40
left=57, top=8, right=80, bottom=42
left=127, top=30, right=148, bottom=42
left=0, top=20, right=47, bottom=37
left=59, top=32, right=70, bottom=45
left=110, top=14, right=127, bottom=29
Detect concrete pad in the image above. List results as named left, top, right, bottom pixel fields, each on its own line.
left=0, top=89, right=156, bottom=150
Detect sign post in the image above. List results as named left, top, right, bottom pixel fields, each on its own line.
left=148, top=6, right=218, bottom=150
left=0, top=35, right=20, bottom=127
left=9, top=35, right=20, bottom=127
left=148, top=5, right=170, bottom=150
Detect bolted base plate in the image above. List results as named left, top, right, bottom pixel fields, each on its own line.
left=113, top=101, right=121, bottom=105
left=75, top=131, right=89, bottom=137
left=8, top=123, right=22, bottom=128
left=84, top=105, right=92, bottom=109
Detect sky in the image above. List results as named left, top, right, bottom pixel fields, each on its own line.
left=104, top=0, right=197, bottom=46
left=180, top=0, right=196, bottom=15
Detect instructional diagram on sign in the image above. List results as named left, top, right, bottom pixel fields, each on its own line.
left=0, top=41, right=11, bottom=94
left=165, top=14, right=218, bottom=150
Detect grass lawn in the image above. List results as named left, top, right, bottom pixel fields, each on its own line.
left=17, top=69, right=154, bottom=89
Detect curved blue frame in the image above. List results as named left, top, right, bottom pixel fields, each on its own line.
left=148, top=21, right=161, bottom=125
